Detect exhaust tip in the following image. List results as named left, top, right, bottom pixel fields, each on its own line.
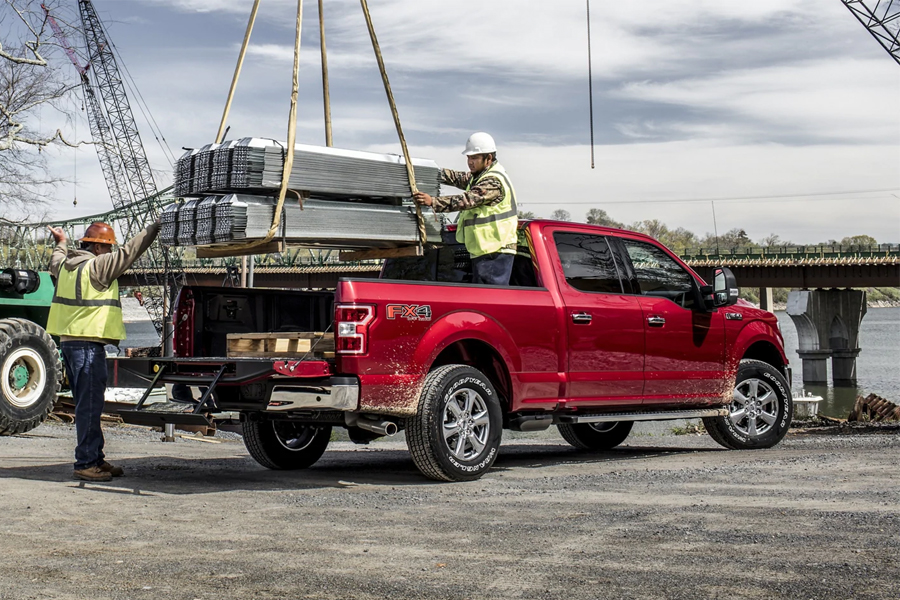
left=383, top=421, right=398, bottom=436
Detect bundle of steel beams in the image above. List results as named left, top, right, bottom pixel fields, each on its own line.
left=160, top=194, right=445, bottom=249
left=174, top=138, right=441, bottom=201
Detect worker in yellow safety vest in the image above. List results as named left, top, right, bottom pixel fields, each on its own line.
left=414, top=132, right=518, bottom=285
left=46, top=219, right=159, bottom=482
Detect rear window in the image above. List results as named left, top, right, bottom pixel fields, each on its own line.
left=553, top=232, right=623, bottom=294
left=382, top=233, right=538, bottom=287
left=381, top=246, right=467, bottom=283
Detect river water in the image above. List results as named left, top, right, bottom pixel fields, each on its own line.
left=119, top=302, right=899, bottom=418
left=776, top=306, right=899, bottom=417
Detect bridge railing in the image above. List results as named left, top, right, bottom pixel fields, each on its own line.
left=680, top=244, right=900, bottom=261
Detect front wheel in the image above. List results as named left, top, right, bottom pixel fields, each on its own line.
left=406, top=364, right=502, bottom=482
left=703, top=359, right=792, bottom=450
left=0, top=318, right=62, bottom=435
left=242, top=419, right=331, bottom=470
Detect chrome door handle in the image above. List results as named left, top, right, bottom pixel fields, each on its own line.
left=647, top=315, right=665, bottom=327
left=571, top=312, right=592, bottom=324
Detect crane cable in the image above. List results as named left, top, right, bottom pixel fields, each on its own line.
left=359, top=0, right=427, bottom=247
left=586, top=0, right=595, bottom=170
left=216, top=0, right=261, bottom=144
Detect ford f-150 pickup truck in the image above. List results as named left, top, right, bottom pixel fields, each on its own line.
left=116, top=220, right=793, bottom=481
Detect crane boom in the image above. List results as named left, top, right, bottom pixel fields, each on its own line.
left=78, top=0, right=161, bottom=214
left=42, top=6, right=135, bottom=221
left=841, top=0, right=900, bottom=65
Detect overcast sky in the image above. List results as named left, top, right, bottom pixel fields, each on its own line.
left=42, top=0, right=900, bottom=244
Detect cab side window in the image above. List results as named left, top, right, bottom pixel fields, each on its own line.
left=620, top=239, right=696, bottom=307
left=553, top=232, right=623, bottom=294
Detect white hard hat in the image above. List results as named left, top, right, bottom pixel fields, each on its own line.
left=462, top=132, right=497, bottom=156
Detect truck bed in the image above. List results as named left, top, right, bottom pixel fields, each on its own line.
left=176, top=286, right=334, bottom=358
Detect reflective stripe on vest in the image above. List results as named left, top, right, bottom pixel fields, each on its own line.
left=456, top=163, right=518, bottom=257
left=46, top=259, right=127, bottom=341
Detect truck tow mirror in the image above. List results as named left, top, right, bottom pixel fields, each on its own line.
left=710, top=267, right=739, bottom=308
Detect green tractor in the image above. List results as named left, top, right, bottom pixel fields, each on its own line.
left=0, top=269, right=62, bottom=435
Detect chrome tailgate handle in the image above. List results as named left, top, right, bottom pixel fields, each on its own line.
left=571, top=312, right=592, bottom=324
left=647, top=315, right=665, bottom=327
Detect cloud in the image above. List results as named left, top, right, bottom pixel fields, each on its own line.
left=397, top=140, right=900, bottom=244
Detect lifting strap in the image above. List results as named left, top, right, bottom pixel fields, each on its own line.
left=359, top=0, right=427, bottom=246
left=210, top=0, right=427, bottom=255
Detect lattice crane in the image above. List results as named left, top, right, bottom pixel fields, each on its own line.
left=841, top=0, right=900, bottom=65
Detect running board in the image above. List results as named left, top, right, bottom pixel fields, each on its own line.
left=555, top=408, right=728, bottom=425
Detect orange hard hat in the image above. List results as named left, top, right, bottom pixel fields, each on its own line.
left=80, top=222, right=117, bottom=245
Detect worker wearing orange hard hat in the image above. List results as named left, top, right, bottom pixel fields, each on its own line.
left=46, top=219, right=160, bottom=482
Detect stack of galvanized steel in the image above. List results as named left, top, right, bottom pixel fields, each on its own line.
left=160, top=195, right=441, bottom=248
left=168, top=138, right=443, bottom=249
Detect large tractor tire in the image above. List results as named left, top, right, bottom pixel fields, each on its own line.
left=0, top=318, right=62, bottom=435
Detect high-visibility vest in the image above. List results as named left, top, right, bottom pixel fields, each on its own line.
left=456, top=163, right=518, bottom=258
left=46, top=259, right=127, bottom=341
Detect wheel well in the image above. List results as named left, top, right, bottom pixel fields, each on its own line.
left=742, top=341, right=788, bottom=378
left=432, top=340, right=512, bottom=411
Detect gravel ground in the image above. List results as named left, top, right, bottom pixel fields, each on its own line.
left=0, top=422, right=897, bottom=600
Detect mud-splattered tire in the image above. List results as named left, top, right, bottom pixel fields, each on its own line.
left=0, top=318, right=61, bottom=435
left=242, top=419, right=331, bottom=470
left=558, top=421, right=633, bottom=450
left=406, top=364, right=502, bottom=482
left=703, top=359, right=792, bottom=450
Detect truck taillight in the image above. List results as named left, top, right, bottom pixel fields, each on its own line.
left=173, top=288, right=195, bottom=357
left=335, top=304, right=374, bottom=355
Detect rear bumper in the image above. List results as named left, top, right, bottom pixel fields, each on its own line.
left=267, top=377, right=359, bottom=412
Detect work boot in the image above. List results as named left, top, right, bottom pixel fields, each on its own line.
left=98, top=461, right=125, bottom=477
left=73, top=465, right=112, bottom=482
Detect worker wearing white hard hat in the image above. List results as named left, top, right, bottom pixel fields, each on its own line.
left=414, top=132, right=519, bottom=285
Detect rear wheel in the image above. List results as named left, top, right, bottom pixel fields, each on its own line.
left=0, top=318, right=61, bottom=435
left=406, top=364, right=502, bottom=482
left=242, top=419, right=331, bottom=470
left=558, top=421, right=633, bottom=450
left=703, top=359, right=792, bottom=449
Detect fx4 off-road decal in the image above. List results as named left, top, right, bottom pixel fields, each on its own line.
left=386, top=304, right=432, bottom=322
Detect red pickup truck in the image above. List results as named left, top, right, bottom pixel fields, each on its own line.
left=118, top=220, right=793, bottom=481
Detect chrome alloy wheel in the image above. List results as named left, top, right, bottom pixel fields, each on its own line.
left=730, top=377, right=778, bottom=438
left=1, top=347, right=47, bottom=409
left=442, top=388, right=491, bottom=461
left=273, top=421, right=317, bottom=451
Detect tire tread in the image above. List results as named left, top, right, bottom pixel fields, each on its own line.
left=0, top=318, right=61, bottom=436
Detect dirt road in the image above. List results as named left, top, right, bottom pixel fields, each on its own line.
left=0, top=422, right=897, bottom=600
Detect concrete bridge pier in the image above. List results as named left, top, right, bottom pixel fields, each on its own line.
left=786, top=289, right=867, bottom=384
left=759, top=287, right=775, bottom=311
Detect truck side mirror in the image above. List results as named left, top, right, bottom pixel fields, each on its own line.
left=711, top=266, right=739, bottom=308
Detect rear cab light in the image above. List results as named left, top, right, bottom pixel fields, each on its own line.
left=335, top=304, right=375, bottom=355
left=173, top=287, right=195, bottom=357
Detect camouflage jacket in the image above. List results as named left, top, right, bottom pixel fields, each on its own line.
left=431, top=166, right=506, bottom=213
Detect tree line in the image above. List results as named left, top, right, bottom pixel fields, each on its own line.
left=517, top=208, right=882, bottom=252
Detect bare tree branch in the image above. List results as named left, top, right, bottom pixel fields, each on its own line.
left=0, top=0, right=50, bottom=66
left=0, top=0, right=82, bottom=218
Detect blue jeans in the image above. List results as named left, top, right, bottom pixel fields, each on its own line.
left=471, top=252, right=514, bottom=286
left=61, top=341, right=108, bottom=470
